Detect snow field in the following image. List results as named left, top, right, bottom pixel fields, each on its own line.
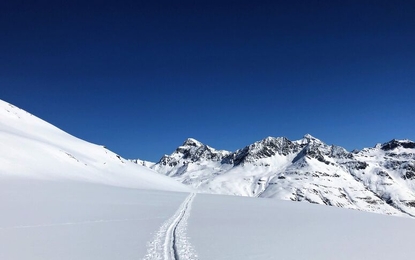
left=1, top=179, right=415, bottom=260
left=187, top=194, right=415, bottom=260
left=0, top=180, right=188, bottom=260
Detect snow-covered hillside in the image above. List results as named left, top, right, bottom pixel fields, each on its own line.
left=0, top=99, right=189, bottom=192
left=145, top=135, right=415, bottom=217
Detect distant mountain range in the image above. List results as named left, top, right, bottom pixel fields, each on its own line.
left=134, top=135, right=415, bottom=217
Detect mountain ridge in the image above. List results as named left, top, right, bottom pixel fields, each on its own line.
left=137, top=136, right=415, bottom=217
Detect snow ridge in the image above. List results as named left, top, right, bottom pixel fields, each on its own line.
left=143, top=193, right=198, bottom=260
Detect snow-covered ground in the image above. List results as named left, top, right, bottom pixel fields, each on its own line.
left=0, top=180, right=188, bottom=260
left=1, top=179, right=415, bottom=260
left=1, top=99, right=415, bottom=259
left=189, top=194, right=415, bottom=260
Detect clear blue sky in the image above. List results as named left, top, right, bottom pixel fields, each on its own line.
left=1, top=1, right=414, bottom=161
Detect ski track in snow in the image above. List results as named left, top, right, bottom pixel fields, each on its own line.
left=143, top=193, right=198, bottom=260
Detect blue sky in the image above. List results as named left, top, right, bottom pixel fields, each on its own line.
left=1, top=1, right=414, bottom=161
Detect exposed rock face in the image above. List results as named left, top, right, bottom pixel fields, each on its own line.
left=381, top=139, right=415, bottom=151
left=226, top=137, right=300, bottom=166
left=135, top=135, right=415, bottom=217
left=152, top=138, right=230, bottom=177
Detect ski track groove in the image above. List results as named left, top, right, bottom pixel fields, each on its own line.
left=143, top=193, right=198, bottom=260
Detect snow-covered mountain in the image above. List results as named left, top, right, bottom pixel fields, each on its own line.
left=143, top=135, right=415, bottom=217
left=0, top=99, right=190, bottom=192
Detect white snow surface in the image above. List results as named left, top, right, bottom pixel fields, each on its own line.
left=1, top=180, right=415, bottom=260
left=0, top=180, right=189, bottom=260
left=0, top=99, right=190, bottom=192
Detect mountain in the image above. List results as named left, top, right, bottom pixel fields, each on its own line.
left=0, top=99, right=190, bottom=192
left=141, top=135, right=415, bottom=217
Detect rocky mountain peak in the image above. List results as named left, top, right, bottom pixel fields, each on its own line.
left=302, top=134, right=324, bottom=144
left=182, top=138, right=203, bottom=147
left=292, top=135, right=351, bottom=164
left=292, top=134, right=323, bottom=147
left=228, top=136, right=297, bottom=166
left=155, top=138, right=230, bottom=169
left=381, top=139, right=415, bottom=151
left=303, top=133, right=316, bottom=139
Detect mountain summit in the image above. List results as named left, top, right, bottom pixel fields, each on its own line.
left=182, top=138, right=204, bottom=147
left=381, top=139, right=415, bottom=151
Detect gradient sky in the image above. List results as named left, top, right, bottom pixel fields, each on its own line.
left=1, top=1, right=414, bottom=161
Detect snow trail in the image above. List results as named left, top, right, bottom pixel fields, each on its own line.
left=143, top=193, right=198, bottom=260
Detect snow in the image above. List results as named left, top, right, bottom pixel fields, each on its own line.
left=0, top=99, right=190, bottom=192
left=188, top=194, right=415, bottom=260
left=0, top=180, right=188, bottom=260
left=1, top=180, right=415, bottom=260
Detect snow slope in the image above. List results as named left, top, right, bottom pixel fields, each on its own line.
left=0, top=99, right=190, bottom=192
left=146, top=136, right=415, bottom=217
